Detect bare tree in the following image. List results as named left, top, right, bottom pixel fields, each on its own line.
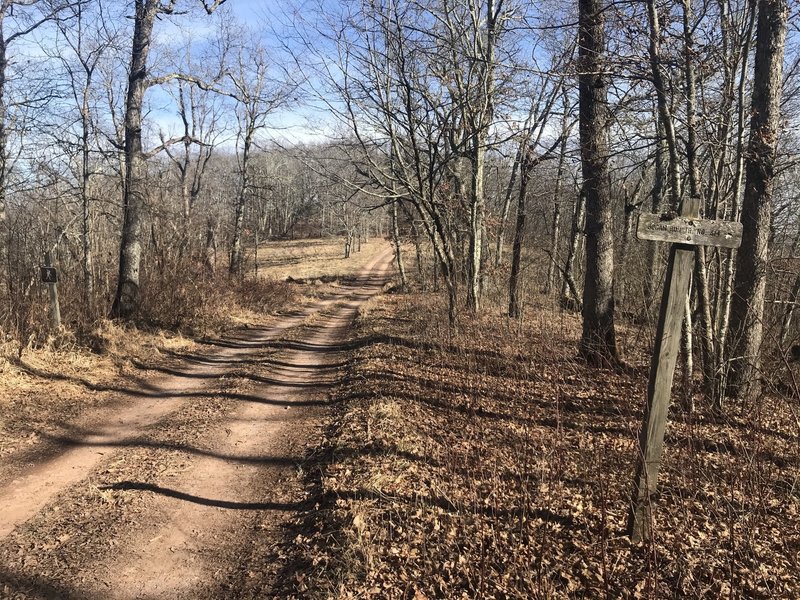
left=0, top=0, right=78, bottom=282
left=160, top=25, right=229, bottom=256
left=727, top=0, right=789, bottom=400
left=226, top=31, right=293, bottom=275
left=111, top=0, right=226, bottom=319
left=578, top=0, right=619, bottom=365
left=52, top=0, right=119, bottom=310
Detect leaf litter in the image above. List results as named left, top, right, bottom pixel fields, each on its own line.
left=275, top=293, right=799, bottom=599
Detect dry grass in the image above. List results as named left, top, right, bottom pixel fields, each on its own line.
left=0, top=320, right=198, bottom=458
left=253, top=238, right=392, bottom=281
left=279, top=292, right=799, bottom=599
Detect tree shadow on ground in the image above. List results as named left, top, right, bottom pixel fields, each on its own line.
left=15, top=362, right=328, bottom=408
left=0, top=566, right=98, bottom=600
left=98, top=481, right=312, bottom=511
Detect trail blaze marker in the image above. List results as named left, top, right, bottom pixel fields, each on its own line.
left=628, top=199, right=742, bottom=543
left=40, top=266, right=58, bottom=283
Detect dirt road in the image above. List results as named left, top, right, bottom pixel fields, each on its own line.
left=0, top=248, right=394, bottom=599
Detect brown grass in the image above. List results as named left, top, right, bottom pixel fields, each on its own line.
left=0, top=320, right=198, bottom=458
left=253, top=238, right=392, bottom=281
left=279, top=292, right=799, bottom=599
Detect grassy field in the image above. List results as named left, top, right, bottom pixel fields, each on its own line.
left=252, top=238, right=392, bottom=282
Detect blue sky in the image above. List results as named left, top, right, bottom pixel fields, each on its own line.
left=148, top=0, right=329, bottom=147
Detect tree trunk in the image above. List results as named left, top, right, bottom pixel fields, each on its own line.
left=391, top=201, right=407, bottom=291
left=81, top=70, right=94, bottom=311
left=714, top=0, right=757, bottom=405
left=544, top=199, right=561, bottom=296
left=616, top=201, right=635, bottom=313
left=229, top=128, right=253, bottom=275
left=494, top=144, right=521, bottom=268
left=578, top=0, right=619, bottom=365
left=466, top=129, right=486, bottom=313
left=204, top=217, right=216, bottom=274
left=727, top=0, right=788, bottom=401
left=643, top=112, right=667, bottom=316
left=0, top=12, right=9, bottom=287
left=508, top=148, right=533, bottom=318
left=561, top=187, right=585, bottom=311
left=111, top=0, right=159, bottom=319
left=466, top=0, right=498, bottom=312
left=780, top=271, right=800, bottom=347
left=544, top=132, right=567, bottom=296
left=682, top=0, right=717, bottom=394
left=681, top=290, right=695, bottom=412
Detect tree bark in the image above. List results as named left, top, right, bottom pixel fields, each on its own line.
left=727, top=0, right=788, bottom=400
left=714, top=0, right=757, bottom=404
left=643, top=113, right=667, bottom=316
left=230, top=126, right=253, bottom=275
left=780, top=271, right=800, bottom=347
left=508, top=148, right=533, bottom=318
left=391, top=200, right=407, bottom=290
left=111, top=0, right=159, bottom=319
left=578, top=0, right=619, bottom=365
left=0, top=9, right=10, bottom=296
left=494, top=144, right=521, bottom=268
left=681, top=0, right=716, bottom=394
left=465, top=0, right=498, bottom=313
left=544, top=132, right=568, bottom=296
left=204, top=217, right=216, bottom=274
left=561, top=186, right=585, bottom=311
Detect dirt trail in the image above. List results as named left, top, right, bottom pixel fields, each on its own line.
left=0, top=248, right=394, bottom=599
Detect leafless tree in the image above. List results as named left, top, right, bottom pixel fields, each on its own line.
left=578, top=0, right=619, bottom=365
left=727, top=0, right=789, bottom=400
left=111, top=0, right=226, bottom=319
left=226, top=28, right=294, bottom=275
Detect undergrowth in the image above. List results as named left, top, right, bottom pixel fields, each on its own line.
left=0, top=263, right=298, bottom=357
left=138, top=263, right=298, bottom=334
left=278, top=293, right=799, bottom=599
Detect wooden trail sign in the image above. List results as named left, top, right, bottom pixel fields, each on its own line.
left=637, top=213, right=742, bottom=248
left=41, top=252, right=61, bottom=330
left=628, top=199, right=742, bottom=543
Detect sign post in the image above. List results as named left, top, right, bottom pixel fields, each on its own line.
left=628, top=198, right=742, bottom=542
left=41, top=252, right=61, bottom=330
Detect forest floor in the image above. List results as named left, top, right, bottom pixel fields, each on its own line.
left=0, top=238, right=394, bottom=599
left=273, top=292, right=799, bottom=599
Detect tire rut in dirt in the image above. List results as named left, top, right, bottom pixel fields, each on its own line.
left=0, top=248, right=394, bottom=599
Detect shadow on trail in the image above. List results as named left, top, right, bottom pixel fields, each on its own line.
left=39, top=425, right=306, bottom=468
left=191, top=331, right=531, bottom=361
left=100, top=481, right=311, bottom=512
left=130, top=360, right=335, bottom=390
left=161, top=349, right=350, bottom=371
left=0, top=566, right=93, bottom=600
left=15, top=362, right=328, bottom=407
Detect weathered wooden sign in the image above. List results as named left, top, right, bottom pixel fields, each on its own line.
left=628, top=199, right=742, bottom=543
left=637, top=213, right=743, bottom=249
left=40, top=266, right=58, bottom=284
